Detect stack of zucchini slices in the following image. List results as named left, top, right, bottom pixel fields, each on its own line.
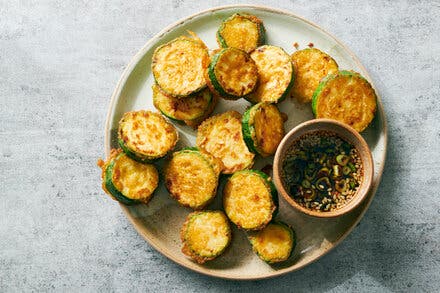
left=152, top=35, right=208, bottom=97
left=151, top=34, right=217, bottom=128
left=208, top=13, right=294, bottom=104
left=222, top=170, right=295, bottom=264
left=291, top=48, right=377, bottom=132
left=99, top=110, right=179, bottom=205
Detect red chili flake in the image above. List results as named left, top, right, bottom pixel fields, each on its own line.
left=293, top=42, right=299, bottom=49
left=261, top=164, right=273, bottom=176
left=97, top=159, right=105, bottom=168
left=308, top=42, right=314, bottom=48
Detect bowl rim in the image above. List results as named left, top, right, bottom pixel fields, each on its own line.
left=273, top=118, right=374, bottom=218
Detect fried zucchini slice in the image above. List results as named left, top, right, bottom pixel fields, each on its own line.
left=152, top=35, right=209, bottom=97
left=193, top=147, right=224, bottom=176
left=207, top=48, right=258, bottom=100
left=165, top=149, right=221, bottom=209
left=247, top=45, right=294, bottom=104
left=152, top=84, right=212, bottom=122
left=312, top=70, right=377, bottom=132
left=242, top=103, right=285, bottom=157
left=223, top=170, right=278, bottom=230
left=196, top=111, right=255, bottom=174
left=248, top=221, right=295, bottom=264
left=118, top=110, right=178, bottom=162
left=100, top=149, right=159, bottom=205
left=291, top=48, right=339, bottom=103
left=181, top=211, right=231, bottom=264
left=183, top=94, right=219, bottom=129
left=216, top=13, right=265, bottom=53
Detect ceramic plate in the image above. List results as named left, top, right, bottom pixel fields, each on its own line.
left=104, top=5, right=387, bottom=280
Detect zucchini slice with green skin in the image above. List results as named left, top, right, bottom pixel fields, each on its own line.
left=223, top=170, right=278, bottom=230
left=247, top=45, right=294, bottom=104
left=118, top=110, right=179, bottom=162
left=101, top=149, right=159, bottom=205
left=180, top=210, right=232, bottom=264
left=248, top=221, right=295, bottom=264
left=312, top=70, right=377, bottom=132
left=152, top=35, right=209, bottom=97
left=216, top=13, right=265, bottom=53
left=165, top=149, right=221, bottom=209
left=183, top=94, right=219, bottom=129
left=207, top=48, right=258, bottom=100
left=242, top=103, right=285, bottom=157
left=291, top=48, right=339, bottom=103
left=152, top=84, right=213, bottom=122
left=196, top=111, right=255, bottom=174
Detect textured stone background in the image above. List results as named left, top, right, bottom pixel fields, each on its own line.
left=1, top=0, right=439, bottom=292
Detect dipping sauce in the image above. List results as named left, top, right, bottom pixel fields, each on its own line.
left=281, top=131, right=363, bottom=212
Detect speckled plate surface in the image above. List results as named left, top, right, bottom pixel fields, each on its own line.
left=104, top=5, right=387, bottom=280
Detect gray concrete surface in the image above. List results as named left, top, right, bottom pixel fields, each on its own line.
left=1, top=0, right=439, bottom=292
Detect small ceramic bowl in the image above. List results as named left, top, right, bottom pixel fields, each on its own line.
left=273, top=119, right=374, bottom=218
